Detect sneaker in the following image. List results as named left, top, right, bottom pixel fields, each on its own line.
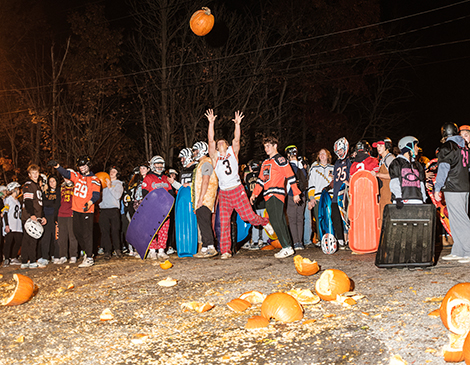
left=78, top=257, right=94, bottom=268
left=148, top=250, right=157, bottom=260
left=274, top=247, right=295, bottom=259
left=248, top=243, right=260, bottom=251
left=97, top=247, right=104, bottom=255
left=241, top=241, right=252, bottom=250
left=294, top=242, right=304, bottom=250
left=29, top=262, right=39, bottom=269
left=442, top=254, right=463, bottom=261
left=54, top=257, right=67, bottom=265
left=458, top=257, right=470, bottom=264
left=193, top=248, right=218, bottom=258
left=37, top=258, right=49, bottom=266
left=157, top=251, right=169, bottom=260
left=52, top=258, right=60, bottom=264
left=128, top=250, right=136, bottom=257
left=314, top=241, right=321, bottom=247
left=10, top=258, right=21, bottom=265
left=104, top=252, right=111, bottom=261
left=69, top=257, right=77, bottom=264
left=20, top=263, right=29, bottom=269
left=2, top=259, right=10, bottom=267
left=115, top=250, right=123, bottom=258
left=304, top=241, right=313, bottom=247
left=166, top=247, right=176, bottom=255
left=258, top=239, right=264, bottom=246
left=206, top=247, right=218, bottom=257
left=221, top=252, right=232, bottom=260
left=264, top=223, right=275, bottom=236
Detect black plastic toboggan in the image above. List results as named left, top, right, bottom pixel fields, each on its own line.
left=375, top=204, right=436, bottom=268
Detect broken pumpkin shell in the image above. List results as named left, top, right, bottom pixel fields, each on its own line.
left=440, top=282, right=470, bottom=335
left=1, top=274, right=34, bottom=306
left=159, top=260, right=173, bottom=270
left=293, top=255, right=320, bottom=276
left=100, top=308, right=114, bottom=321
left=245, top=315, right=269, bottom=330
left=287, top=288, right=320, bottom=305
left=261, top=292, right=303, bottom=323
left=158, top=278, right=177, bottom=287
left=315, top=269, right=352, bottom=301
left=443, top=332, right=466, bottom=363
left=181, top=301, right=214, bottom=313
left=227, top=298, right=251, bottom=312
left=463, top=330, right=470, bottom=364
left=239, top=290, right=266, bottom=304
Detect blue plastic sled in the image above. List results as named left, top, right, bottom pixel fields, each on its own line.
left=175, top=186, right=198, bottom=257
left=236, top=213, right=251, bottom=242
left=126, top=188, right=174, bottom=259
left=318, top=189, right=335, bottom=238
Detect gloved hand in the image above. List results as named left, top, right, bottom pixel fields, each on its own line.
left=396, top=198, right=404, bottom=209
left=47, top=160, right=58, bottom=167
left=83, top=202, right=90, bottom=212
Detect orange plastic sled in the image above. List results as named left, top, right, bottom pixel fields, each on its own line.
left=349, top=170, right=380, bottom=253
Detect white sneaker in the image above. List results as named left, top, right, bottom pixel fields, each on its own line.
left=78, top=257, right=94, bottom=268
left=458, top=257, right=470, bottom=263
left=20, top=263, right=29, bottom=269
left=274, top=247, right=295, bottom=259
left=29, top=262, right=39, bottom=269
left=53, top=258, right=60, bottom=264
left=10, top=258, right=21, bottom=265
left=264, top=223, right=275, bottom=236
left=69, top=257, right=77, bottom=264
left=221, top=252, right=232, bottom=260
left=37, top=258, right=49, bottom=266
left=148, top=250, right=157, bottom=260
left=157, top=252, right=169, bottom=260
left=54, top=257, right=67, bottom=264
left=166, top=247, right=176, bottom=255
left=442, top=254, right=463, bottom=261
left=241, top=242, right=251, bottom=250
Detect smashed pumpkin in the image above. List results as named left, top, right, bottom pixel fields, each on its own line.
left=315, top=269, right=351, bottom=301
left=440, top=283, right=470, bottom=335
left=293, top=255, right=319, bottom=276
left=1, top=274, right=34, bottom=306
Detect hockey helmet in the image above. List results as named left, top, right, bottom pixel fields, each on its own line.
left=398, top=136, right=419, bottom=155
left=355, top=140, right=371, bottom=153
left=76, top=155, right=91, bottom=167
left=285, top=145, right=298, bottom=157
left=192, top=141, right=209, bottom=161
left=333, top=137, right=349, bottom=160
left=7, top=181, right=20, bottom=192
left=24, top=218, right=44, bottom=239
left=441, top=123, right=458, bottom=139
left=178, top=148, right=193, bottom=168
left=149, top=155, right=165, bottom=174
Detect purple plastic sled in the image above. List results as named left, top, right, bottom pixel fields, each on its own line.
left=126, top=188, right=174, bottom=259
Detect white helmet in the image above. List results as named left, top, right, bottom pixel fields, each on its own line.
left=398, top=136, right=419, bottom=155
left=7, top=182, right=20, bottom=192
left=321, top=233, right=338, bottom=255
left=192, top=141, right=208, bottom=161
left=334, top=137, right=349, bottom=160
left=178, top=148, right=193, bottom=168
left=24, top=218, right=44, bottom=239
left=149, top=155, right=165, bottom=174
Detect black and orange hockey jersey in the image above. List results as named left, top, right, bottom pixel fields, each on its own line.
left=253, top=154, right=301, bottom=203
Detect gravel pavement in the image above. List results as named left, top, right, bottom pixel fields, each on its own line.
left=0, top=243, right=468, bottom=365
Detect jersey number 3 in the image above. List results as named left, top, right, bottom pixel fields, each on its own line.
left=74, top=183, right=88, bottom=198
left=223, top=160, right=232, bottom=175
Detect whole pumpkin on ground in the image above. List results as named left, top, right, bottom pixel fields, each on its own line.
left=261, top=292, right=303, bottom=323
left=189, top=7, right=215, bottom=36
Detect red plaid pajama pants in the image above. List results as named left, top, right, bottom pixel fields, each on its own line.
left=148, top=219, right=170, bottom=250
left=219, top=184, right=269, bottom=254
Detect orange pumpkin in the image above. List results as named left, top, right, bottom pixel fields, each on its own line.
left=315, top=269, right=351, bottom=301
left=270, top=240, right=282, bottom=249
left=159, top=260, right=173, bottom=270
left=261, top=244, right=274, bottom=250
left=181, top=301, right=214, bottom=313
left=261, top=292, right=303, bottom=323
left=189, top=7, right=215, bottom=36
left=245, top=315, right=269, bottom=329
left=2, top=274, right=35, bottom=306
left=440, top=283, right=470, bottom=335
left=227, top=298, right=251, bottom=312
left=239, top=290, right=266, bottom=304
left=443, top=332, right=466, bottom=362
left=293, top=255, right=320, bottom=276
left=463, top=331, right=470, bottom=364
left=95, top=172, right=110, bottom=188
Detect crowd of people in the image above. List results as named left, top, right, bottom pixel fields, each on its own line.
left=1, top=115, right=470, bottom=269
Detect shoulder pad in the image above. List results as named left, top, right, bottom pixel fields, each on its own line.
left=274, top=154, right=288, bottom=166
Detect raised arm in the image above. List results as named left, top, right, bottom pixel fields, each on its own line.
left=232, top=110, right=244, bottom=156
left=205, top=109, right=217, bottom=163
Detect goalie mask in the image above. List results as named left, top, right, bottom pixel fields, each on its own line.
left=334, top=137, right=349, bottom=160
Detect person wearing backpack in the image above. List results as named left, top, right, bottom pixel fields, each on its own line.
left=285, top=145, right=307, bottom=251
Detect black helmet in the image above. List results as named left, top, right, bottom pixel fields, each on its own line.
left=285, top=145, right=298, bottom=157
left=76, top=155, right=91, bottom=167
left=248, top=159, right=260, bottom=172
left=355, top=140, right=371, bottom=153
left=441, top=123, right=458, bottom=139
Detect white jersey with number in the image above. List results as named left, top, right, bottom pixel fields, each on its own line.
left=3, top=196, right=23, bottom=235
left=215, top=146, right=241, bottom=190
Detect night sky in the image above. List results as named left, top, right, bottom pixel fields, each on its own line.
left=41, top=0, right=470, bottom=157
